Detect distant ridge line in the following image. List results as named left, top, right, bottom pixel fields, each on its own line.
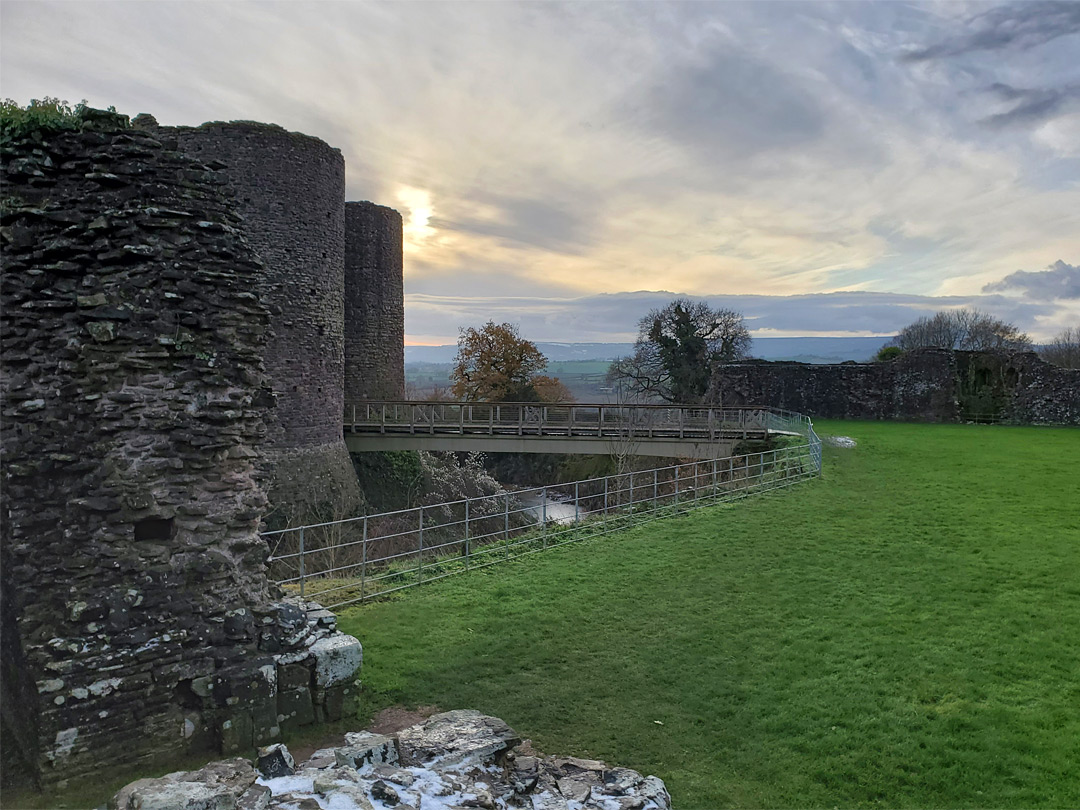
left=405, top=336, right=896, bottom=365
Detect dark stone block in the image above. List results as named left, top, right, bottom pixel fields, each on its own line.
left=278, top=662, right=311, bottom=689
left=220, top=711, right=253, bottom=755
left=277, top=686, right=315, bottom=731
left=320, top=684, right=346, bottom=723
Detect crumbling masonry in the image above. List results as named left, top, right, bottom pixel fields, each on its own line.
left=1, top=111, right=402, bottom=790
left=710, top=348, right=1080, bottom=424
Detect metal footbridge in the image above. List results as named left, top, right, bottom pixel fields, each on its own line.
left=344, top=401, right=808, bottom=458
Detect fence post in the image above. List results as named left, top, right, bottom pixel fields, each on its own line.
left=675, top=465, right=680, bottom=508
left=712, top=457, right=718, bottom=497
left=298, top=526, right=305, bottom=599
left=653, top=468, right=658, bottom=509
left=541, top=489, right=547, bottom=550
left=418, top=507, right=424, bottom=583
left=361, top=518, right=367, bottom=601
left=603, top=476, right=609, bottom=528
left=505, top=492, right=510, bottom=558
left=575, top=481, right=580, bottom=524
left=464, top=499, right=471, bottom=571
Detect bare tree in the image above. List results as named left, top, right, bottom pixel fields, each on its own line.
left=606, top=381, right=645, bottom=489
left=893, top=308, right=1031, bottom=352
left=608, top=299, right=751, bottom=403
left=1039, top=325, right=1080, bottom=369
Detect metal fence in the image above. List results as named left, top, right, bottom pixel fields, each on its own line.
left=346, top=401, right=788, bottom=441
left=265, top=415, right=822, bottom=611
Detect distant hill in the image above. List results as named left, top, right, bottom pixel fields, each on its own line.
left=405, top=336, right=893, bottom=365
left=749, top=336, right=892, bottom=363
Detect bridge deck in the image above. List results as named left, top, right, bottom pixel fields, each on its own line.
left=344, top=402, right=804, bottom=457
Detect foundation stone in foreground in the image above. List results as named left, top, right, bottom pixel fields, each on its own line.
left=111, top=710, right=673, bottom=810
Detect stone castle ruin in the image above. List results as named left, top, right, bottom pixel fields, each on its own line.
left=711, top=347, right=1080, bottom=424
left=1, top=110, right=401, bottom=790
left=159, top=117, right=406, bottom=522
left=4, top=104, right=1077, bottom=797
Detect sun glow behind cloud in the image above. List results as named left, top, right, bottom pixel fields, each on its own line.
left=2, top=0, right=1078, bottom=340
left=395, top=186, right=436, bottom=255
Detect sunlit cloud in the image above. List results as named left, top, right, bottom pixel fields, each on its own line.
left=395, top=186, right=436, bottom=255
left=2, top=0, right=1078, bottom=339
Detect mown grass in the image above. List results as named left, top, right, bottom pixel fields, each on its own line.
left=338, top=421, right=1080, bottom=808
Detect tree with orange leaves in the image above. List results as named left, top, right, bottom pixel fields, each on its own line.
left=450, top=322, right=572, bottom=402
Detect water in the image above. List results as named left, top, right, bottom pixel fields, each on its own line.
left=517, top=491, right=584, bottom=526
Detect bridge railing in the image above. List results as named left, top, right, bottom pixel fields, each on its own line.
left=345, top=401, right=797, bottom=440
left=266, top=413, right=822, bottom=610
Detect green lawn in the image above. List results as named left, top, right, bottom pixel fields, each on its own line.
left=338, top=421, right=1080, bottom=808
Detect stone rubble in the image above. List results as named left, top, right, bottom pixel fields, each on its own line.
left=110, top=710, right=672, bottom=810
left=823, top=436, right=857, bottom=448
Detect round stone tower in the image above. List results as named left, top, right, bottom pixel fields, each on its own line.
left=169, top=122, right=362, bottom=522
left=344, top=201, right=405, bottom=402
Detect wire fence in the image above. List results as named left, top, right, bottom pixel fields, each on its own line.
left=264, top=417, right=821, bottom=611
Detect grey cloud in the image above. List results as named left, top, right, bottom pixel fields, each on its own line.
left=980, top=82, right=1080, bottom=127
left=432, top=193, right=593, bottom=254
left=635, top=42, right=825, bottom=162
left=983, top=260, right=1080, bottom=299
left=903, top=1, right=1080, bottom=61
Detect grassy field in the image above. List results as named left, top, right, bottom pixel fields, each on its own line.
left=338, top=421, right=1080, bottom=808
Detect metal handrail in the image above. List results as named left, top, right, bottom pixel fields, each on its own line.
left=266, top=414, right=822, bottom=609
left=344, top=401, right=805, bottom=441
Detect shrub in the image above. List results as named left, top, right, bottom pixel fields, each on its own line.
left=1, top=98, right=127, bottom=144
left=875, top=346, right=905, bottom=362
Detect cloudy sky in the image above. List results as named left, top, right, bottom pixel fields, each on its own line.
left=3, top=0, right=1078, bottom=343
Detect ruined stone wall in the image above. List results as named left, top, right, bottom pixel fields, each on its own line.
left=1003, top=353, right=1080, bottom=425
left=344, top=201, right=404, bottom=402
left=163, top=121, right=362, bottom=522
left=710, top=349, right=1080, bottom=425
left=1, top=118, right=360, bottom=789
left=710, top=349, right=960, bottom=420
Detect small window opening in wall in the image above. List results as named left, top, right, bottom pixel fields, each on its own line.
left=134, top=517, right=174, bottom=542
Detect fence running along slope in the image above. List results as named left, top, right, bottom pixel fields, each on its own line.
left=265, top=407, right=822, bottom=610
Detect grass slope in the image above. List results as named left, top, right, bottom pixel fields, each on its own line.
left=338, top=422, right=1080, bottom=808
